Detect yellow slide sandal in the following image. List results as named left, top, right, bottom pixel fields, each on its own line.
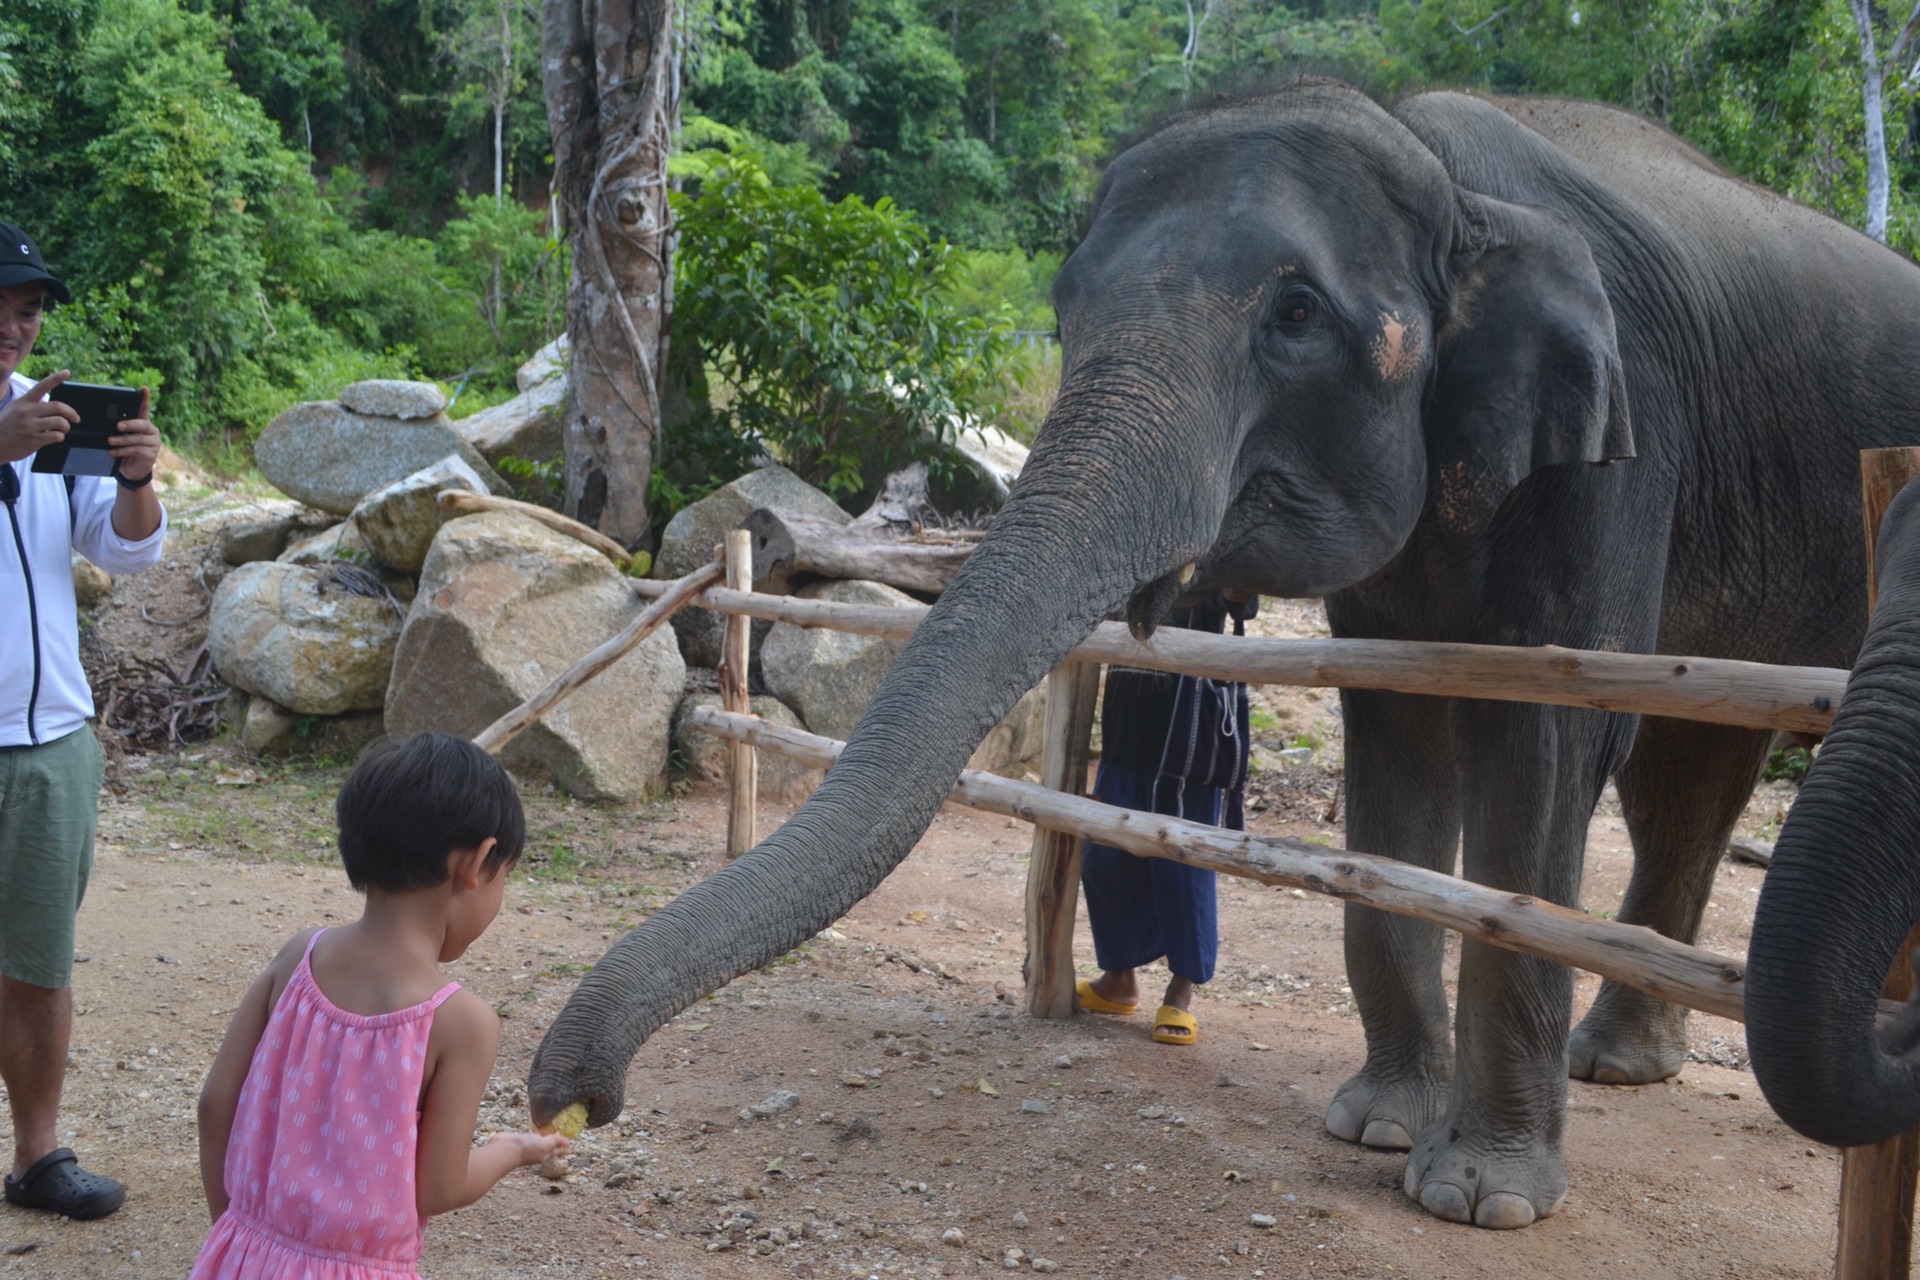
left=1076, top=979, right=1139, bottom=1016
left=1153, top=1005, right=1198, bottom=1046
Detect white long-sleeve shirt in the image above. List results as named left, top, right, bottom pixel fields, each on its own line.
left=0, top=370, right=167, bottom=747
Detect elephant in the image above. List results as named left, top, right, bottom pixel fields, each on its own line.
left=1747, top=480, right=1920, bottom=1149
left=529, top=79, right=1920, bottom=1229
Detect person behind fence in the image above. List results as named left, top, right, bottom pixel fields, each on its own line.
left=190, top=733, right=568, bottom=1280
left=1076, top=591, right=1258, bottom=1046
left=0, top=223, right=166, bottom=1220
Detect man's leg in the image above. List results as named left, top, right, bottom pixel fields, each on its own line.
left=0, top=976, right=71, bottom=1177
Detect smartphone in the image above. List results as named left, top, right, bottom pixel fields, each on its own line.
left=29, top=382, right=141, bottom=477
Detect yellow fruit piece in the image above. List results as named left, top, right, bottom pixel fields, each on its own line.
left=541, top=1101, right=589, bottom=1140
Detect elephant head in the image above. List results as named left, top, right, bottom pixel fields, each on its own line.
left=1746, top=481, right=1920, bottom=1148
left=527, top=80, right=1633, bottom=1129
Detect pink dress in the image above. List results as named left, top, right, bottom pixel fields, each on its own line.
left=190, top=931, right=461, bottom=1280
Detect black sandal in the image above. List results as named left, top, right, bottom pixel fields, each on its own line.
left=3, top=1148, right=124, bottom=1219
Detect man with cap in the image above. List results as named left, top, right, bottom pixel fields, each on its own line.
left=0, top=223, right=164, bottom=1219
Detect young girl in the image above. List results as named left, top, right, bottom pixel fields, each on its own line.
left=191, top=733, right=568, bottom=1279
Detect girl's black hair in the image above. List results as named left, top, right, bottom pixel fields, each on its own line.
left=334, top=733, right=527, bottom=891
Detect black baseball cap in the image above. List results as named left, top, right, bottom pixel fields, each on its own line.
left=0, top=224, right=71, bottom=304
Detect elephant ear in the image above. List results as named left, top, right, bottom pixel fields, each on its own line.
left=1426, top=189, right=1633, bottom=540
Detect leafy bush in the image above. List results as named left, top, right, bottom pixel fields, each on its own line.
left=666, top=150, right=1014, bottom=502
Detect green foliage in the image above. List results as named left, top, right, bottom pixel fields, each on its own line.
left=1764, top=744, right=1813, bottom=783
left=667, top=150, right=1014, bottom=500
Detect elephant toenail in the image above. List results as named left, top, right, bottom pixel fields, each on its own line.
left=1420, top=1182, right=1473, bottom=1223
left=1361, top=1119, right=1413, bottom=1150
left=1473, top=1192, right=1538, bottom=1230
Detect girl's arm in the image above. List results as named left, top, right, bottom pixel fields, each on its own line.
left=197, top=929, right=316, bottom=1222
left=416, top=990, right=567, bottom=1217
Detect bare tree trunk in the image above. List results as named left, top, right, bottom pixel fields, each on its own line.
left=1853, top=0, right=1892, bottom=243
left=543, top=0, right=677, bottom=550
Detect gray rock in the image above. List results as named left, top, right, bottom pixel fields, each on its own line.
left=238, top=697, right=379, bottom=757
left=745, top=1090, right=800, bottom=1119
left=350, top=454, right=491, bottom=574
left=654, top=466, right=851, bottom=667
left=338, top=379, right=447, bottom=420
left=1249, top=1214, right=1277, bottom=1229
left=239, top=695, right=300, bottom=753
left=924, top=418, right=1029, bottom=513
left=454, top=377, right=566, bottom=464
left=220, top=510, right=338, bottom=565
left=517, top=335, right=569, bottom=392
left=760, top=579, right=913, bottom=742
left=71, top=554, right=111, bottom=608
left=385, top=512, right=683, bottom=803
left=279, top=519, right=373, bottom=567
left=672, top=692, right=825, bottom=804
left=208, top=562, right=404, bottom=715
left=966, top=683, right=1046, bottom=780
left=1019, top=1099, right=1052, bottom=1115
left=255, top=401, right=508, bottom=515
left=1727, top=836, right=1774, bottom=867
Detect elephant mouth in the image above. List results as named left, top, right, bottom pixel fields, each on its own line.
left=1123, top=562, right=1199, bottom=639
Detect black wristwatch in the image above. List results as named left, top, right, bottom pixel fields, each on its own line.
left=115, top=469, right=153, bottom=490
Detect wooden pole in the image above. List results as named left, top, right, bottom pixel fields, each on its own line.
left=632, top=582, right=1846, bottom=735
left=722, top=530, right=757, bottom=857
left=1023, top=662, right=1102, bottom=1019
left=1834, top=446, right=1920, bottom=1280
left=472, top=558, right=723, bottom=756
left=437, top=489, right=637, bottom=569
left=688, top=707, right=1757, bottom=1023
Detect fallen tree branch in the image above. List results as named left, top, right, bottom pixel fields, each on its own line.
left=740, top=506, right=976, bottom=594
left=473, top=558, right=723, bottom=755
left=692, top=706, right=1749, bottom=1021
left=631, top=584, right=1846, bottom=734
left=438, top=489, right=635, bottom=569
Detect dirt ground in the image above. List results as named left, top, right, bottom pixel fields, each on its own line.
left=0, top=488, right=1838, bottom=1279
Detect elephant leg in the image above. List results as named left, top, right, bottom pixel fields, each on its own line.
left=1568, top=718, right=1773, bottom=1083
left=1325, top=688, right=1461, bottom=1152
left=1403, top=699, right=1631, bottom=1230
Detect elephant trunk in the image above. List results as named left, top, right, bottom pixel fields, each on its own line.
left=528, top=385, right=1226, bottom=1128
left=1747, top=486, right=1920, bottom=1148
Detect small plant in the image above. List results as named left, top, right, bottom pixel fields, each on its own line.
left=1764, top=745, right=1813, bottom=783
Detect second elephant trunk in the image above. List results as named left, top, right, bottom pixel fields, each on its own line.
left=1747, top=483, right=1920, bottom=1148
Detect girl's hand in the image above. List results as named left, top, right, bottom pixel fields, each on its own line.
left=487, top=1131, right=570, bottom=1168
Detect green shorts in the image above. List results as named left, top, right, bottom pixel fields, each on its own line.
left=0, top=726, right=103, bottom=989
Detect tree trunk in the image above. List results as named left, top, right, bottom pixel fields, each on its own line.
left=1852, top=0, right=1892, bottom=243
left=543, top=0, right=677, bottom=550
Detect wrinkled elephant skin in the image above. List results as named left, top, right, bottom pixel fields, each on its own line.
left=530, top=82, right=1920, bottom=1229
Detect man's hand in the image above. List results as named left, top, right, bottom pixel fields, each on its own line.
left=109, top=387, right=159, bottom=481
left=0, top=370, right=78, bottom=466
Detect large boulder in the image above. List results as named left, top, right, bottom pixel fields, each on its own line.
left=653, top=466, right=851, bottom=667
left=671, top=692, right=825, bottom=804
left=967, top=682, right=1047, bottom=779
left=386, top=512, right=684, bottom=803
left=255, top=400, right=510, bottom=515
left=453, top=377, right=566, bottom=465
left=759, top=579, right=911, bottom=743
left=338, top=379, right=447, bottom=420
left=518, top=335, right=568, bottom=392
left=220, top=508, right=339, bottom=566
left=208, top=562, right=404, bottom=715
left=280, top=518, right=373, bottom=567
left=350, top=454, right=491, bottom=574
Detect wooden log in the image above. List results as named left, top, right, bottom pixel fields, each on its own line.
left=472, top=558, right=724, bottom=756
left=689, top=707, right=1751, bottom=1023
left=1834, top=446, right=1920, bottom=1280
left=722, top=530, right=757, bottom=858
left=438, top=489, right=636, bottom=569
left=739, top=507, right=975, bottom=594
left=634, top=583, right=1847, bottom=735
left=1023, top=662, right=1102, bottom=1020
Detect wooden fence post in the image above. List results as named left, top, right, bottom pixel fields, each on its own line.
left=1023, top=661, right=1102, bottom=1019
left=1835, top=446, right=1920, bottom=1280
left=722, top=530, right=757, bottom=857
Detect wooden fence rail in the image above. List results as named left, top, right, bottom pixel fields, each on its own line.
left=638, top=580, right=1846, bottom=735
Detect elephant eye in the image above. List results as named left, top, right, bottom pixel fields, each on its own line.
left=1271, top=288, right=1322, bottom=335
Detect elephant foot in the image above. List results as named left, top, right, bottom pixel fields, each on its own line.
left=1568, top=983, right=1687, bottom=1084
left=1402, top=1113, right=1568, bottom=1230
left=1325, top=1068, right=1448, bottom=1151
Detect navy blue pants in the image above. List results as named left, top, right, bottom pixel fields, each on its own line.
left=1080, top=759, right=1224, bottom=985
